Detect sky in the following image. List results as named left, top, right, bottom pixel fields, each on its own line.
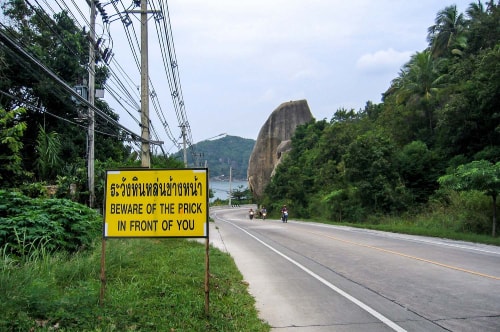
left=85, top=0, right=474, bottom=149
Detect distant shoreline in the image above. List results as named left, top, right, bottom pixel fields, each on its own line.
left=209, top=179, right=249, bottom=201
left=210, top=178, right=247, bottom=182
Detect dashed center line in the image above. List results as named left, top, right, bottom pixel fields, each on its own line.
left=303, top=229, right=500, bottom=281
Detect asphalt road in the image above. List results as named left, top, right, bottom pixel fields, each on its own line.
left=208, top=206, right=500, bottom=332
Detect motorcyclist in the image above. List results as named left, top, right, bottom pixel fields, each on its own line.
left=281, top=205, right=288, bottom=223
left=249, top=208, right=254, bottom=220
left=261, top=207, right=267, bottom=220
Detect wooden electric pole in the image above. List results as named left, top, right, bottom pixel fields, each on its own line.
left=88, top=1, right=96, bottom=207
left=229, top=166, right=232, bottom=206
left=182, top=124, right=188, bottom=167
left=140, top=0, right=150, bottom=168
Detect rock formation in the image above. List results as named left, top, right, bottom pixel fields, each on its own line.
left=247, top=99, right=314, bottom=199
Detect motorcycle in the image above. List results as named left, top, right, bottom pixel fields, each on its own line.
left=249, top=210, right=254, bottom=220
left=261, top=211, right=267, bottom=220
left=281, top=211, right=288, bottom=223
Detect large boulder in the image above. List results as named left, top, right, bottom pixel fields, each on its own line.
left=247, top=100, right=314, bottom=199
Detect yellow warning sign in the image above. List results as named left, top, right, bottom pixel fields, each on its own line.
left=103, top=168, right=208, bottom=238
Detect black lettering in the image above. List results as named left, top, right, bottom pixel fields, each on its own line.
left=110, top=203, right=143, bottom=214
left=177, top=203, right=203, bottom=214
left=162, top=219, right=173, bottom=231
left=130, top=220, right=138, bottom=231
left=160, top=203, right=175, bottom=214
left=129, top=220, right=158, bottom=231
left=146, top=203, right=157, bottom=214
left=177, top=219, right=195, bottom=230
left=118, top=220, right=126, bottom=231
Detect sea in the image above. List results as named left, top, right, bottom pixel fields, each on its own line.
left=209, top=180, right=249, bottom=201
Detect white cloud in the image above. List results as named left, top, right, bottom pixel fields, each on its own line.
left=356, top=48, right=413, bottom=74
left=65, top=0, right=474, bottom=142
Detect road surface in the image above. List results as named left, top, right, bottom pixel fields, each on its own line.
left=208, top=206, right=500, bottom=332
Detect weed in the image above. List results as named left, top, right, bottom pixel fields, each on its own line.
left=0, top=239, right=270, bottom=331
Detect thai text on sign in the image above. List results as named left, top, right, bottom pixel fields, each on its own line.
left=104, top=168, right=209, bottom=238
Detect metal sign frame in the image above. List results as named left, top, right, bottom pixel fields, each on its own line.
left=100, top=168, right=210, bottom=315
left=103, top=168, right=209, bottom=238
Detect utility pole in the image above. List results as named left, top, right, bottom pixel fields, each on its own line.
left=140, top=0, right=150, bottom=168
left=125, top=1, right=160, bottom=168
left=182, top=124, right=187, bottom=167
left=228, top=166, right=232, bottom=207
left=88, top=1, right=96, bottom=208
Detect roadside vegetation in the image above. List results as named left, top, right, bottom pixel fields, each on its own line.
left=0, top=239, right=269, bottom=331
left=0, top=190, right=269, bottom=331
left=261, top=3, right=500, bottom=239
left=0, top=1, right=498, bottom=331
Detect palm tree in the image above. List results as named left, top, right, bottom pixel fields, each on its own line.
left=466, top=0, right=486, bottom=19
left=387, top=51, right=446, bottom=137
left=427, top=5, right=467, bottom=57
left=403, top=51, right=443, bottom=102
left=35, top=124, right=62, bottom=181
left=465, top=0, right=499, bottom=53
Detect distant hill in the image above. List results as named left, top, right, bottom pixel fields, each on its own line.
left=174, top=135, right=255, bottom=180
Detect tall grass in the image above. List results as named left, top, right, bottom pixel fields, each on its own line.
left=349, top=190, right=500, bottom=245
left=311, top=190, right=500, bottom=246
left=0, top=239, right=270, bottom=331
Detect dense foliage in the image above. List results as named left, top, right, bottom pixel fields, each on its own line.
left=439, top=160, right=500, bottom=236
left=0, top=1, right=184, bottom=208
left=1, top=1, right=499, bottom=238
left=0, top=1, right=129, bottom=176
left=175, top=135, right=255, bottom=180
left=0, top=107, right=27, bottom=186
left=262, top=2, right=499, bottom=236
left=0, top=190, right=101, bottom=255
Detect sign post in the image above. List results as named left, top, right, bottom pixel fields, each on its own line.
left=100, top=168, right=210, bottom=314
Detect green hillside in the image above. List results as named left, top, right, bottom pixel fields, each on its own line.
left=260, top=4, right=500, bottom=236
left=175, top=135, right=255, bottom=180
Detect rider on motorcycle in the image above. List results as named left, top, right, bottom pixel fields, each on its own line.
left=281, top=205, right=288, bottom=223
left=261, top=207, right=267, bottom=220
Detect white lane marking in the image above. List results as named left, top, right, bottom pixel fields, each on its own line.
left=297, top=222, right=500, bottom=256
left=220, top=217, right=407, bottom=332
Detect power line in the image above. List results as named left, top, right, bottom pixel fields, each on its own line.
left=0, top=89, right=124, bottom=139
left=0, top=27, right=162, bottom=145
left=2, top=1, right=192, bottom=153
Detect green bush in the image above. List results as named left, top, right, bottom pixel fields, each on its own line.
left=0, top=190, right=102, bottom=256
left=447, top=190, right=492, bottom=234
left=19, top=182, right=50, bottom=198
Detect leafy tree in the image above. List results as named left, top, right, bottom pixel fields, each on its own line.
left=395, top=141, right=443, bottom=204
left=320, top=185, right=361, bottom=223
left=387, top=50, right=446, bottom=143
left=150, top=154, right=185, bottom=169
left=427, top=5, right=467, bottom=58
left=465, top=1, right=499, bottom=54
left=34, top=124, right=62, bottom=181
left=0, top=107, right=28, bottom=186
left=1, top=1, right=142, bottom=204
left=231, top=185, right=252, bottom=203
left=343, top=131, right=405, bottom=213
left=276, top=120, right=328, bottom=217
left=260, top=3, right=499, bottom=231
left=435, top=45, right=500, bottom=159
left=438, top=160, right=500, bottom=236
